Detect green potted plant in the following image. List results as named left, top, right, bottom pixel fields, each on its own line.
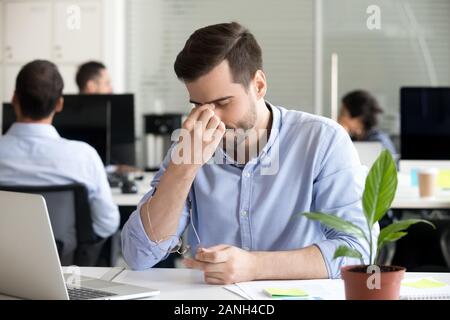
left=303, top=150, right=435, bottom=300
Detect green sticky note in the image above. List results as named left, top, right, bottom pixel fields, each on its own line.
left=402, top=278, right=448, bottom=289
left=264, top=288, right=308, bottom=297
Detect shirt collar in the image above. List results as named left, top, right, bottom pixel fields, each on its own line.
left=260, top=100, right=281, bottom=157
left=216, top=100, right=281, bottom=166
left=6, top=123, right=61, bottom=139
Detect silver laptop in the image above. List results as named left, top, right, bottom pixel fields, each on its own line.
left=0, top=190, right=160, bottom=300
left=353, top=141, right=384, bottom=168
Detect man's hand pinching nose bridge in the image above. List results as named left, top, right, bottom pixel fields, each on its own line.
left=178, top=103, right=226, bottom=166
left=200, top=104, right=222, bottom=142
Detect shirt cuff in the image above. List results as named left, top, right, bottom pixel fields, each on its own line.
left=121, top=192, right=177, bottom=269
left=314, top=240, right=363, bottom=279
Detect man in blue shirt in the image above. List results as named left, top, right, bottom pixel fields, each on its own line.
left=122, top=22, right=377, bottom=283
left=0, top=60, right=119, bottom=240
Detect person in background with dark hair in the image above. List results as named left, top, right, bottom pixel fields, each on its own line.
left=338, top=89, right=396, bottom=156
left=0, top=60, right=119, bottom=241
left=76, top=61, right=112, bottom=94
left=122, top=22, right=374, bottom=283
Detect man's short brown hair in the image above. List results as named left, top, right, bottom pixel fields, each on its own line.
left=174, top=22, right=262, bottom=88
left=15, top=60, right=64, bottom=120
left=76, top=61, right=106, bottom=92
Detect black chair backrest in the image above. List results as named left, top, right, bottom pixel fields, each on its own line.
left=0, top=184, right=103, bottom=266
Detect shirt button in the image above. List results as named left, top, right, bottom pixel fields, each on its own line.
left=244, top=172, right=251, bottom=178
left=241, top=210, right=248, bottom=217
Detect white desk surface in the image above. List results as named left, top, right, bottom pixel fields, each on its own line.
left=1, top=268, right=449, bottom=300
left=112, top=189, right=145, bottom=207
left=113, top=172, right=450, bottom=209
left=112, top=173, right=154, bottom=207
left=0, top=268, right=239, bottom=300
left=392, top=196, right=450, bottom=209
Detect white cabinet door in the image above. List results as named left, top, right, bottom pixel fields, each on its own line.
left=4, top=1, right=52, bottom=62
left=54, top=1, right=102, bottom=63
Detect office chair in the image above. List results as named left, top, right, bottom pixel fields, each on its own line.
left=392, top=212, right=449, bottom=272
left=440, top=228, right=450, bottom=269
left=0, top=184, right=107, bottom=266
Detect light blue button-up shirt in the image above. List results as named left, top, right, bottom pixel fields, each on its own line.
left=122, top=103, right=378, bottom=278
left=0, top=123, right=120, bottom=238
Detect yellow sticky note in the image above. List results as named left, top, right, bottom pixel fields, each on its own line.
left=437, top=170, right=450, bottom=188
left=402, top=278, right=448, bottom=289
left=264, top=288, right=308, bottom=297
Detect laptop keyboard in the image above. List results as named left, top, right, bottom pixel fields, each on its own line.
left=67, top=285, right=117, bottom=300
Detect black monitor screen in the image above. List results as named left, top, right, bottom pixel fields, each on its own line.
left=401, top=87, right=450, bottom=160
left=56, top=96, right=109, bottom=163
left=2, top=94, right=135, bottom=165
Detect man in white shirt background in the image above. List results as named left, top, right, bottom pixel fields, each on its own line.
left=0, top=60, right=120, bottom=256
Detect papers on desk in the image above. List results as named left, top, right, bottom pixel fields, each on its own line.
left=224, top=279, right=345, bottom=300
left=225, top=277, right=450, bottom=300
left=224, top=285, right=252, bottom=300
left=400, top=277, right=450, bottom=300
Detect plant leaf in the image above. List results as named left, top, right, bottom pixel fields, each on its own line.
left=362, top=150, right=398, bottom=227
left=333, top=245, right=363, bottom=260
left=302, top=212, right=367, bottom=240
left=378, top=231, right=408, bottom=249
left=378, top=219, right=435, bottom=249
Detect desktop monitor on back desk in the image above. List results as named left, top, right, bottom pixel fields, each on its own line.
left=2, top=94, right=136, bottom=166
left=401, top=87, right=450, bottom=160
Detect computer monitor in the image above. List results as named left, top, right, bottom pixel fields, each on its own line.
left=401, top=87, right=450, bottom=160
left=2, top=94, right=136, bottom=166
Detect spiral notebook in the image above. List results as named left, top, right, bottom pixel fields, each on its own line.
left=400, top=278, right=450, bottom=300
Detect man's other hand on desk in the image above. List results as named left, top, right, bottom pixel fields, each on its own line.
left=182, top=245, right=257, bottom=284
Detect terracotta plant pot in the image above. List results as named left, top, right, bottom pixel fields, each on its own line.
left=341, top=265, right=406, bottom=300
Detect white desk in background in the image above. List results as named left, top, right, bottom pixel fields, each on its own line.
left=1, top=267, right=449, bottom=300
left=112, top=173, right=154, bottom=207
left=112, top=189, right=146, bottom=207
left=113, top=190, right=450, bottom=210
left=112, top=172, right=450, bottom=210
left=392, top=172, right=450, bottom=209
left=392, top=193, right=450, bottom=209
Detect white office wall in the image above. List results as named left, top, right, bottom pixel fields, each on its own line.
left=126, top=0, right=316, bottom=135
left=322, top=0, right=450, bottom=134
left=58, top=65, right=79, bottom=93
left=126, top=0, right=450, bottom=137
